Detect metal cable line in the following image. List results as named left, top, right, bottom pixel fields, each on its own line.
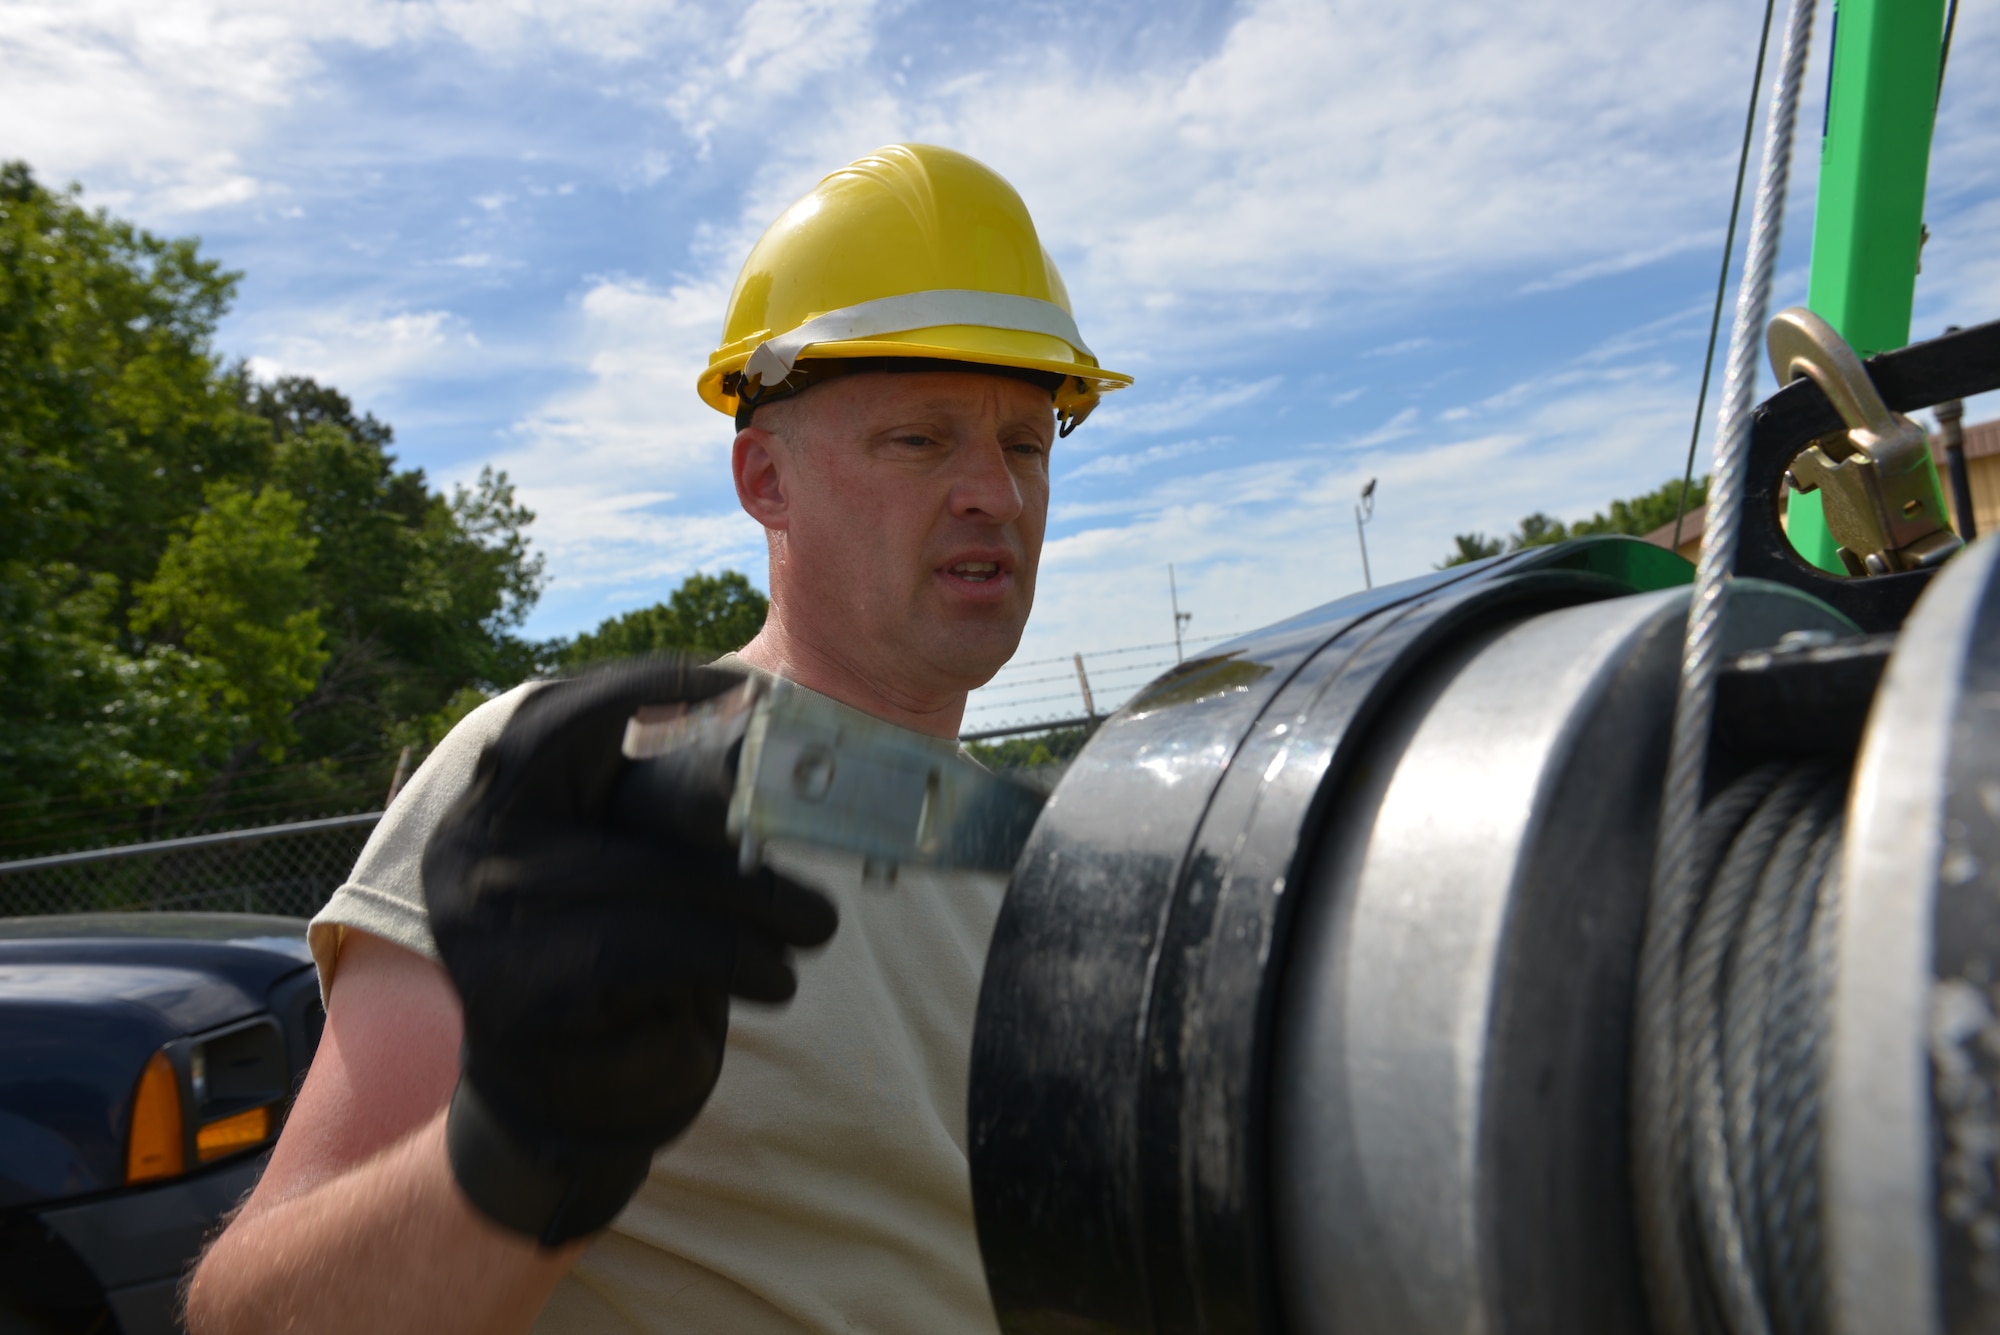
left=1635, top=0, right=1820, bottom=1327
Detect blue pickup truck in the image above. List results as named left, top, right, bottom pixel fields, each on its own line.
left=0, top=914, right=324, bottom=1334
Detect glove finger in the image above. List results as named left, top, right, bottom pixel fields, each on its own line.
left=440, top=889, right=739, bottom=1025
left=734, top=866, right=839, bottom=948
left=493, top=840, right=837, bottom=948
left=453, top=838, right=704, bottom=911
left=435, top=844, right=833, bottom=1010
left=476, top=655, right=753, bottom=824
left=658, top=847, right=839, bottom=947
left=729, top=927, right=802, bottom=1003
left=465, top=984, right=730, bottom=1140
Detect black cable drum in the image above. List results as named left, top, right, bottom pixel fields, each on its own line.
left=969, top=536, right=1854, bottom=1335
left=1819, top=533, right=2000, bottom=1335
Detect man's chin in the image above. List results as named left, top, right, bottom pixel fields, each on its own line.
left=918, top=620, right=1028, bottom=692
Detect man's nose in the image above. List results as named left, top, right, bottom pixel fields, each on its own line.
left=948, top=439, right=1027, bottom=524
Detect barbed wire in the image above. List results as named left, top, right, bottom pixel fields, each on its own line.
left=984, top=630, right=1237, bottom=673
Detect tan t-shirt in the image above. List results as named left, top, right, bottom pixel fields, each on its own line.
left=307, top=672, right=1008, bottom=1334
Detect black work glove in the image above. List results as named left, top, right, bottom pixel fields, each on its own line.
left=422, top=656, right=837, bottom=1247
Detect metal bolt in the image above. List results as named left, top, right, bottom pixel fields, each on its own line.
left=792, top=746, right=836, bottom=802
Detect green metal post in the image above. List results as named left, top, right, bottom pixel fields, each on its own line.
left=1789, top=0, right=1950, bottom=571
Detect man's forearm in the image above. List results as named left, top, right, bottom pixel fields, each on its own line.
left=186, top=1109, right=585, bottom=1335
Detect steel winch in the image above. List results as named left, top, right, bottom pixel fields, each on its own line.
left=967, top=316, right=2000, bottom=1334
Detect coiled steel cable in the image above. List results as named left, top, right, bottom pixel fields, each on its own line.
left=1642, top=763, right=1847, bottom=1335
left=1635, top=0, right=1821, bottom=1329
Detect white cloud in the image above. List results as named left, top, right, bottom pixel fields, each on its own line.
left=0, top=0, right=308, bottom=213
left=21, top=0, right=2000, bottom=663
left=241, top=306, right=485, bottom=399
left=962, top=331, right=1707, bottom=728
left=1363, top=337, right=1435, bottom=359
left=1062, top=437, right=1220, bottom=482
left=916, top=0, right=1767, bottom=365
left=478, top=273, right=755, bottom=590
left=1081, top=376, right=1281, bottom=438
left=1340, top=406, right=1421, bottom=451
left=664, top=0, right=890, bottom=146
left=1520, top=230, right=1728, bottom=296
left=0, top=0, right=877, bottom=215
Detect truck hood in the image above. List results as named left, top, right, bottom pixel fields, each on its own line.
left=0, top=915, right=315, bottom=1208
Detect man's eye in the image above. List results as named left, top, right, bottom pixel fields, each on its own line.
left=896, top=435, right=937, bottom=449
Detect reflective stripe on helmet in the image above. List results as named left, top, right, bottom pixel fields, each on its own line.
left=741, top=290, right=1097, bottom=390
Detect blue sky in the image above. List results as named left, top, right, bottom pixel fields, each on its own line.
left=7, top=0, right=1996, bottom=730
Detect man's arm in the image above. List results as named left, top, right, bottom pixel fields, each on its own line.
left=184, top=932, right=584, bottom=1335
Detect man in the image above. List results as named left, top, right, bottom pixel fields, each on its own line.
left=185, top=143, right=1130, bottom=1334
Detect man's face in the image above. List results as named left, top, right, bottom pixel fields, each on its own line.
left=743, top=369, right=1053, bottom=698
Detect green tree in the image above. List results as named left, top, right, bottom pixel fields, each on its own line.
left=1440, top=533, right=1506, bottom=566
left=564, top=571, right=768, bottom=666
left=0, top=163, right=549, bottom=854
left=1569, top=476, right=1712, bottom=541
left=0, top=162, right=271, bottom=585
left=258, top=391, right=545, bottom=760
left=1440, top=476, right=1710, bottom=567
left=964, top=725, right=1091, bottom=773
left=0, top=565, right=236, bottom=813
left=130, top=482, right=327, bottom=759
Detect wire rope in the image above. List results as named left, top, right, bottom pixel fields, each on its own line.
left=1640, top=762, right=1847, bottom=1335
left=1635, top=0, right=1820, bottom=1328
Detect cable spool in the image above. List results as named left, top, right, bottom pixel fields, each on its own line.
left=1265, top=580, right=1852, bottom=1335
left=971, top=538, right=2000, bottom=1335
left=1637, top=760, right=1847, bottom=1335
left=967, top=315, right=2000, bottom=1335
left=1822, top=533, right=2000, bottom=1335
left=970, top=538, right=1851, bottom=1334
left=1633, top=534, right=2000, bottom=1335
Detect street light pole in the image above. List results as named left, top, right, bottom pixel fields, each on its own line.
left=1355, top=478, right=1377, bottom=590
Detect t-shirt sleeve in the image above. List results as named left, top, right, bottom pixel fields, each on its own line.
left=307, top=682, right=542, bottom=999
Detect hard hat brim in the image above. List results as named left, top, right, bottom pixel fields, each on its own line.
left=699, top=325, right=1132, bottom=419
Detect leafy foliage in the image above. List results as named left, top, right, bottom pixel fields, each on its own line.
left=964, top=725, right=1091, bottom=773
left=0, top=163, right=548, bottom=856
left=562, top=571, right=768, bottom=666
left=1439, top=476, right=1711, bottom=567
left=131, top=482, right=328, bottom=759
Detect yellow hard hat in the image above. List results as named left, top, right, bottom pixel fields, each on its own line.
left=699, top=144, right=1131, bottom=435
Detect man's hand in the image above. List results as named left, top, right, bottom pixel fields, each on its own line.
left=422, top=656, right=837, bottom=1246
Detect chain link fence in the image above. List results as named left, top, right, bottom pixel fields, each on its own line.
left=0, top=637, right=1215, bottom=924
left=0, top=814, right=382, bottom=920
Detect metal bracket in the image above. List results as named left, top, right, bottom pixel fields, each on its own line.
left=1766, top=307, right=1963, bottom=576
left=726, top=678, right=1045, bottom=877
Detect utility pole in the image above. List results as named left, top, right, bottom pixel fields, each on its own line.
left=1073, top=653, right=1097, bottom=720
left=1168, top=565, right=1192, bottom=662
left=1355, top=478, right=1377, bottom=590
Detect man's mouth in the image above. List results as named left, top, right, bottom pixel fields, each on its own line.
left=948, top=561, right=1002, bottom=583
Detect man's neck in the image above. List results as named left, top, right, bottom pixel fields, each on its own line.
left=736, top=624, right=968, bottom=740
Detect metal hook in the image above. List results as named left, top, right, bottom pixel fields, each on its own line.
left=1765, top=307, right=1962, bottom=576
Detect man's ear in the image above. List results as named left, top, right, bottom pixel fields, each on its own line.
left=733, top=427, right=790, bottom=530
